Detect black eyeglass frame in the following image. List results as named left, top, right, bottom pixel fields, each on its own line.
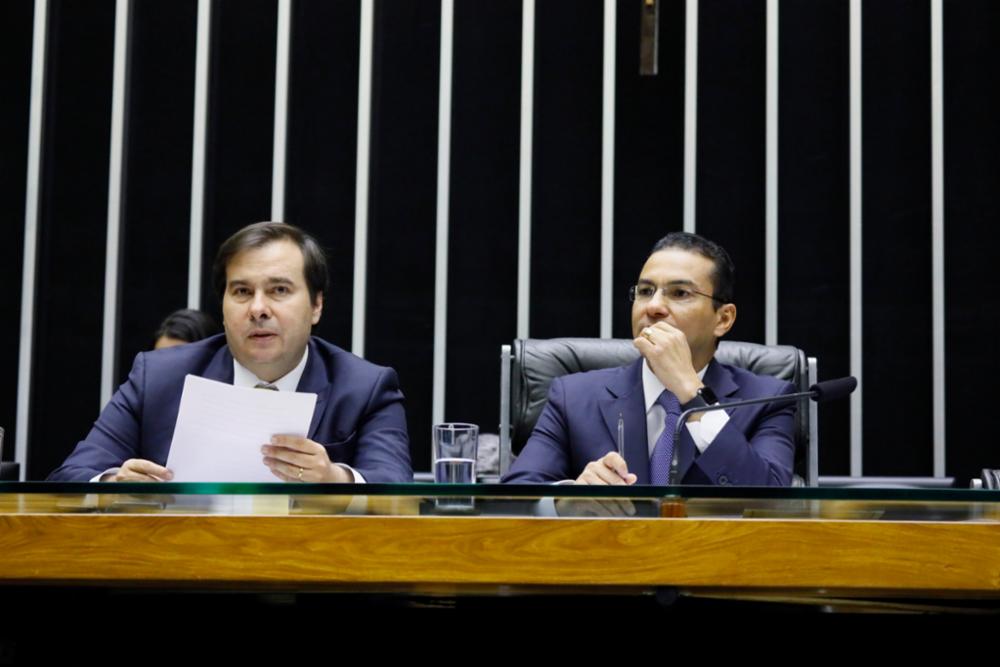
left=628, top=284, right=726, bottom=305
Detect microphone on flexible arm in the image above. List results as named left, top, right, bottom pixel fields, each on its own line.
left=668, top=376, right=858, bottom=485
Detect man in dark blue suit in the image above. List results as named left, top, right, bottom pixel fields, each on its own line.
left=49, top=222, right=411, bottom=483
left=503, top=232, right=794, bottom=487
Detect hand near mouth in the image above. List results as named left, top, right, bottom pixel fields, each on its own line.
left=633, top=321, right=703, bottom=404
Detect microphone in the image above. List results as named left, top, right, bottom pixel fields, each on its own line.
left=668, top=376, right=858, bottom=485
left=808, top=376, right=857, bottom=403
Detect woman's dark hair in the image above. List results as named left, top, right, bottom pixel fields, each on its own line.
left=154, top=309, right=220, bottom=345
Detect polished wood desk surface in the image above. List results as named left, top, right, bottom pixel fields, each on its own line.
left=2, top=485, right=1000, bottom=605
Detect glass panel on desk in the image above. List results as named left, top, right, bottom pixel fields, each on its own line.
left=2, top=482, right=1000, bottom=521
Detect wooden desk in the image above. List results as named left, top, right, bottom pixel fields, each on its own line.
left=3, top=490, right=1000, bottom=607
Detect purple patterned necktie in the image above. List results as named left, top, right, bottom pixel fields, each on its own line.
left=650, top=389, right=681, bottom=485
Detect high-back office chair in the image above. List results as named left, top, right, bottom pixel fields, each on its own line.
left=498, top=339, right=819, bottom=486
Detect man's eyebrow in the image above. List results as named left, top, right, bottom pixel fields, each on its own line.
left=226, top=277, right=295, bottom=288
left=637, top=278, right=697, bottom=287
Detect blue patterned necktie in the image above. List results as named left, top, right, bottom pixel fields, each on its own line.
left=650, top=389, right=681, bottom=485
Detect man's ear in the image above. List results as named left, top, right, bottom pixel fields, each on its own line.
left=311, top=292, right=324, bottom=325
left=713, top=303, right=736, bottom=338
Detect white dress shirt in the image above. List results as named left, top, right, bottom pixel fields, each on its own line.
left=641, top=361, right=729, bottom=455
left=232, top=345, right=309, bottom=392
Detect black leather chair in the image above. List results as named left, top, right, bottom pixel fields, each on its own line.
left=498, top=338, right=817, bottom=485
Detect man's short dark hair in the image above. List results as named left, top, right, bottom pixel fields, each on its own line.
left=154, top=309, right=220, bottom=345
left=649, top=232, right=735, bottom=308
left=213, top=221, right=328, bottom=304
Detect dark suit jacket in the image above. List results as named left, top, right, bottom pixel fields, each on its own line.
left=48, top=335, right=412, bottom=482
left=502, top=358, right=795, bottom=486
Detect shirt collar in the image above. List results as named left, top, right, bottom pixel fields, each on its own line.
left=642, top=359, right=709, bottom=413
left=232, top=345, right=309, bottom=392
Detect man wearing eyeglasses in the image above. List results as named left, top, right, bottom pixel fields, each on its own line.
left=503, top=232, right=795, bottom=486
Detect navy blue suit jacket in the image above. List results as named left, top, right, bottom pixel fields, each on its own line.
left=48, top=335, right=413, bottom=483
left=502, top=358, right=795, bottom=486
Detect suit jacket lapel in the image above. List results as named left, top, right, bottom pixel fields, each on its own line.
left=295, top=339, right=329, bottom=440
left=598, top=359, right=650, bottom=484
left=202, top=344, right=235, bottom=384
left=674, top=358, right=740, bottom=481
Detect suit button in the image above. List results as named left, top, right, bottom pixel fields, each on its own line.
left=717, top=475, right=730, bottom=485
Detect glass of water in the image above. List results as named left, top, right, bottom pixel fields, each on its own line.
left=432, top=423, right=479, bottom=484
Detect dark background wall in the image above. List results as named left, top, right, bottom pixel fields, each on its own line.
left=2, top=0, right=992, bottom=482
left=0, top=1, right=34, bottom=473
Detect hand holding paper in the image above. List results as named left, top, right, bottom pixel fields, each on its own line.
left=166, top=375, right=317, bottom=482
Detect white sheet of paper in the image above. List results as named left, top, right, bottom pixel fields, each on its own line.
left=165, top=375, right=317, bottom=482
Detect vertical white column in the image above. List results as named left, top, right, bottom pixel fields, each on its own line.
left=100, top=0, right=132, bottom=409
left=849, top=0, right=863, bottom=476
left=517, top=0, right=535, bottom=339
left=188, top=0, right=212, bottom=309
left=930, top=0, right=945, bottom=477
left=765, top=0, right=778, bottom=345
left=271, top=0, right=292, bottom=222
left=352, top=0, right=374, bottom=357
left=16, top=0, right=50, bottom=480
left=432, top=0, right=455, bottom=425
left=682, top=0, right=699, bottom=233
left=599, top=0, right=616, bottom=339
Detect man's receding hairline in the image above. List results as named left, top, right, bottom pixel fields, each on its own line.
left=223, top=240, right=321, bottom=301
left=644, top=248, right=718, bottom=285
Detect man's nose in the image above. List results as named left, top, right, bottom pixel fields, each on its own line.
left=249, top=291, right=271, bottom=319
left=645, top=289, right=671, bottom=318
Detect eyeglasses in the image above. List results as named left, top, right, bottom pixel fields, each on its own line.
left=628, top=283, right=724, bottom=306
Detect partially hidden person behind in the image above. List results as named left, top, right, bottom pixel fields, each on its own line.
left=49, top=221, right=412, bottom=484
left=502, top=231, right=795, bottom=487
left=152, top=308, right=220, bottom=350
